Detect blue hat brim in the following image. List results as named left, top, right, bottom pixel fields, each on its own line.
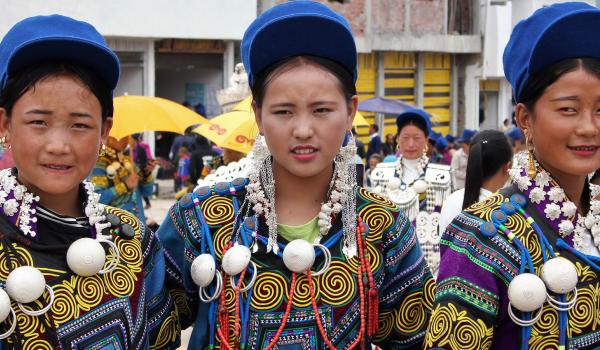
left=6, top=36, right=120, bottom=90
left=529, top=9, right=600, bottom=88
left=244, top=14, right=357, bottom=86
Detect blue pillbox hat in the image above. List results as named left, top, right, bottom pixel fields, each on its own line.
left=396, top=107, right=432, bottom=136
left=435, top=136, right=448, bottom=151
left=503, top=2, right=600, bottom=102
left=0, top=14, right=120, bottom=90
left=241, top=0, right=357, bottom=87
left=457, top=129, right=476, bottom=143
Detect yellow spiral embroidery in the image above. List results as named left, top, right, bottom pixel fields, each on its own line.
left=171, top=289, right=192, bottom=319
left=102, top=264, right=136, bottom=297
left=22, top=338, right=53, bottom=350
left=374, top=310, right=394, bottom=342
left=568, top=285, right=598, bottom=335
left=12, top=305, right=40, bottom=336
left=214, top=225, right=233, bottom=260
left=317, top=261, right=355, bottom=306
left=359, top=204, right=393, bottom=243
left=425, top=303, right=493, bottom=350
left=110, top=207, right=140, bottom=234
left=115, top=237, right=142, bottom=271
left=529, top=305, right=558, bottom=348
left=466, top=193, right=505, bottom=221
left=201, top=196, right=234, bottom=225
left=395, top=290, right=426, bottom=334
left=575, top=261, right=597, bottom=282
left=74, top=275, right=104, bottom=311
left=292, top=274, right=319, bottom=308
left=250, top=271, right=287, bottom=311
left=151, top=309, right=180, bottom=350
left=0, top=245, right=33, bottom=279
left=50, top=283, right=79, bottom=325
left=357, top=188, right=397, bottom=209
left=424, top=276, right=436, bottom=310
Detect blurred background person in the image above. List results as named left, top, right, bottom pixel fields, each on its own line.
left=92, top=136, right=155, bottom=223
left=382, top=133, right=396, bottom=156
left=451, top=128, right=476, bottom=190
left=439, top=130, right=513, bottom=234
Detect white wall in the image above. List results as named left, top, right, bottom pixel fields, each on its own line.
left=482, top=2, right=511, bottom=78
left=0, top=0, right=257, bottom=40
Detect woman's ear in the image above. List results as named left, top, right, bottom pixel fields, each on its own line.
left=515, top=103, right=531, bottom=137
left=252, top=100, right=264, bottom=136
left=0, top=108, right=11, bottom=146
left=100, top=117, right=113, bottom=145
left=346, top=95, right=358, bottom=131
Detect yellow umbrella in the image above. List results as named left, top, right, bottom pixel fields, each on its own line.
left=193, top=111, right=258, bottom=154
left=110, top=95, right=209, bottom=139
left=232, top=95, right=369, bottom=127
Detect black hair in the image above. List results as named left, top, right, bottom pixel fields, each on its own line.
left=0, top=61, right=113, bottom=120
left=462, top=130, right=513, bottom=210
left=396, top=118, right=428, bottom=139
left=251, top=55, right=356, bottom=108
left=519, top=58, right=600, bottom=110
left=371, top=124, right=379, bottom=132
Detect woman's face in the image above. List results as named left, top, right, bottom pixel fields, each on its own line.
left=0, top=74, right=111, bottom=201
left=397, top=124, right=427, bottom=159
left=517, top=68, right=600, bottom=180
left=254, top=63, right=356, bottom=179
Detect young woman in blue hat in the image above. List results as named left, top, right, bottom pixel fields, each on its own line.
left=158, top=1, right=434, bottom=349
left=369, top=108, right=453, bottom=277
left=0, top=15, right=178, bottom=349
left=426, top=3, right=600, bottom=349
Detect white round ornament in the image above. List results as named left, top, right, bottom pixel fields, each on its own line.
left=541, top=257, right=578, bottom=294
left=0, top=289, right=15, bottom=339
left=508, top=273, right=546, bottom=312
left=0, top=289, right=10, bottom=323
left=387, top=177, right=401, bottom=191
left=413, top=179, right=428, bottom=194
left=106, top=165, right=116, bottom=176
left=5, top=266, right=46, bottom=304
left=67, top=238, right=106, bottom=277
left=283, top=240, right=316, bottom=273
left=222, top=244, right=251, bottom=276
left=191, top=254, right=216, bottom=287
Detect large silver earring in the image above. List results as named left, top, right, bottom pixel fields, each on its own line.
left=336, top=131, right=358, bottom=257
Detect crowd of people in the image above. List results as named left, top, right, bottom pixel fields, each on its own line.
left=0, top=1, right=598, bottom=349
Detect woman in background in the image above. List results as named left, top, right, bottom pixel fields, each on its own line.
left=439, top=130, right=512, bottom=234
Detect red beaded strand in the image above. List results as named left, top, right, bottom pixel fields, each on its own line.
left=264, top=272, right=297, bottom=350
left=357, top=217, right=379, bottom=337
left=216, top=243, right=233, bottom=349
left=233, top=267, right=247, bottom=345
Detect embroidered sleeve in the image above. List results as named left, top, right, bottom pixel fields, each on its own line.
left=142, top=224, right=181, bottom=349
left=372, top=211, right=436, bottom=349
left=424, top=215, right=499, bottom=349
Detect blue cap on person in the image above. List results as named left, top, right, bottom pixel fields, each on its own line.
left=428, top=130, right=442, bottom=142
left=456, top=129, right=476, bottom=144
left=445, top=134, right=455, bottom=143
left=241, top=0, right=357, bottom=87
left=396, top=107, right=432, bottom=136
left=503, top=2, right=600, bottom=101
left=435, top=137, right=448, bottom=151
left=0, top=14, right=120, bottom=90
left=506, top=127, right=524, bottom=141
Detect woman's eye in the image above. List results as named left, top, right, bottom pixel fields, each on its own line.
left=28, top=120, right=46, bottom=126
left=558, top=107, right=576, bottom=113
left=73, top=123, right=91, bottom=129
left=314, top=108, right=331, bottom=114
left=273, top=110, right=291, bottom=116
